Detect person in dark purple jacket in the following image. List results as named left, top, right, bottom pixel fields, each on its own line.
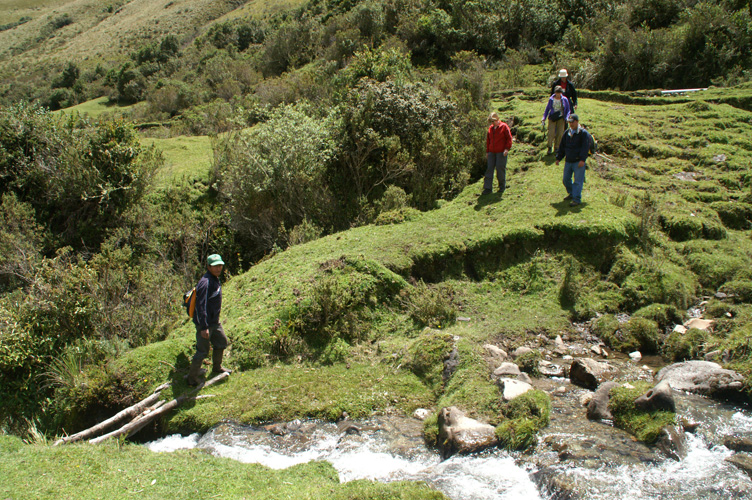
left=555, top=114, right=591, bottom=207
left=187, top=253, right=232, bottom=385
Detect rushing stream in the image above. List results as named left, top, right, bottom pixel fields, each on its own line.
left=147, top=383, right=752, bottom=500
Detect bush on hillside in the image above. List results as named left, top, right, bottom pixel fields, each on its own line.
left=213, top=103, right=339, bottom=258
left=0, top=104, right=159, bottom=250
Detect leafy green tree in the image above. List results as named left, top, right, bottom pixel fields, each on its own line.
left=213, top=103, right=338, bottom=258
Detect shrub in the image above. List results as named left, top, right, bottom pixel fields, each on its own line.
left=609, top=382, right=676, bottom=443
left=495, top=390, right=551, bottom=450
left=719, top=279, right=752, bottom=303
left=213, top=103, right=338, bottom=258
left=403, top=328, right=454, bottom=395
left=632, top=303, right=683, bottom=331
left=663, top=328, right=710, bottom=361
left=621, top=317, right=661, bottom=354
left=0, top=104, right=159, bottom=250
left=711, top=201, right=752, bottom=230
left=400, top=280, right=457, bottom=329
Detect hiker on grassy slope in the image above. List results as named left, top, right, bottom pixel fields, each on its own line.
left=483, top=112, right=513, bottom=196
left=556, top=113, right=590, bottom=207
left=550, top=68, right=578, bottom=110
left=541, top=87, right=571, bottom=156
left=188, top=253, right=232, bottom=386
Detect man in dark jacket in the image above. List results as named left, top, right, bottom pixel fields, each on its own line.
left=551, top=69, right=577, bottom=110
left=187, top=253, right=232, bottom=385
left=556, top=114, right=590, bottom=206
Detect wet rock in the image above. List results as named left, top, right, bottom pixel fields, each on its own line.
left=726, top=453, right=752, bottom=480
left=539, top=360, right=566, bottom=378
left=655, top=425, right=687, bottom=461
left=533, top=467, right=579, bottom=500
left=704, top=350, right=722, bottom=362
left=437, top=406, right=498, bottom=459
left=512, top=346, right=533, bottom=358
left=587, top=381, right=618, bottom=420
left=681, top=418, right=700, bottom=433
left=673, top=324, right=687, bottom=335
left=685, top=318, right=714, bottom=331
left=656, top=360, right=746, bottom=400
left=413, top=408, right=432, bottom=421
left=443, top=346, right=460, bottom=382
left=570, top=358, right=614, bottom=389
left=497, top=377, right=533, bottom=401
left=338, top=421, right=361, bottom=435
left=493, top=362, right=521, bottom=378
left=635, top=380, right=676, bottom=413
left=483, top=344, right=508, bottom=363
left=724, top=436, right=752, bottom=453
left=554, top=335, right=568, bottom=355
left=264, top=424, right=287, bottom=436
left=579, top=393, right=593, bottom=407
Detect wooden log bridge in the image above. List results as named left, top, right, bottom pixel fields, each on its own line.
left=53, top=372, right=230, bottom=446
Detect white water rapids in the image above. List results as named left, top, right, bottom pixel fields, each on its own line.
left=146, top=395, right=752, bottom=499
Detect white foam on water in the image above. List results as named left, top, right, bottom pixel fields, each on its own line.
left=144, top=428, right=540, bottom=500
left=421, top=453, right=544, bottom=500
left=146, top=432, right=200, bottom=452
left=329, top=447, right=439, bottom=482
left=562, top=432, right=752, bottom=500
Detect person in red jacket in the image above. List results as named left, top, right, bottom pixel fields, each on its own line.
left=483, top=112, right=513, bottom=195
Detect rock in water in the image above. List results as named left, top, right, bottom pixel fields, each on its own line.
left=570, top=358, right=613, bottom=389
left=634, top=380, right=676, bottom=413
left=587, top=381, right=618, bottom=421
left=437, top=406, right=498, bottom=459
left=497, top=378, right=533, bottom=401
left=656, top=361, right=745, bottom=400
left=656, top=425, right=687, bottom=461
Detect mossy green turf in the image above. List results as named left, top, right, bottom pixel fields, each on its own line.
left=0, top=436, right=445, bottom=500
left=78, top=86, right=752, bottom=438
left=608, top=382, right=676, bottom=444
left=141, top=135, right=213, bottom=188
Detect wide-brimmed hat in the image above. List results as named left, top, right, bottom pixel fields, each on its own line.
left=558, top=69, right=568, bottom=78
left=567, top=113, right=579, bottom=122
left=207, top=254, right=225, bottom=266
left=554, top=86, right=563, bottom=93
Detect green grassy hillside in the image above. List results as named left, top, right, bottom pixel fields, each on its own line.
left=56, top=88, right=748, bottom=442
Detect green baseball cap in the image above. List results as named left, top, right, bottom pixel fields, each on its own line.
left=207, top=254, right=225, bottom=266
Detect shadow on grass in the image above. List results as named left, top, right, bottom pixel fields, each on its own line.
left=474, top=191, right=504, bottom=210
left=552, top=199, right=586, bottom=217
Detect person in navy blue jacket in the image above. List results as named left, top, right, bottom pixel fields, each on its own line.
left=187, top=253, right=232, bottom=385
left=555, top=114, right=590, bottom=206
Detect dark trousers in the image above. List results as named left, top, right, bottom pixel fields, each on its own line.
left=484, top=152, right=507, bottom=191
left=193, top=323, right=228, bottom=362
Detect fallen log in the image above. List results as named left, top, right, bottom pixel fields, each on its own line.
left=89, top=371, right=230, bottom=444
left=54, top=382, right=171, bottom=446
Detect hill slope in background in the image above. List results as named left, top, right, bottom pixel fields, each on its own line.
left=0, top=0, right=301, bottom=66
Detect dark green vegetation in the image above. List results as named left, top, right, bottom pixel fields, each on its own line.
left=1, top=2, right=752, bottom=494
left=608, top=383, right=676, bottom=444
left=0, top=435, right=445, bottom=500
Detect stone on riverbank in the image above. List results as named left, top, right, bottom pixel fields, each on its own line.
left=656, top=360, right=745, bottom=400
left=587, top=382, right=618, bottom=421
left=570, top=358, right=614, bottom=389
left=437, top=406, right=498, bottom=458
